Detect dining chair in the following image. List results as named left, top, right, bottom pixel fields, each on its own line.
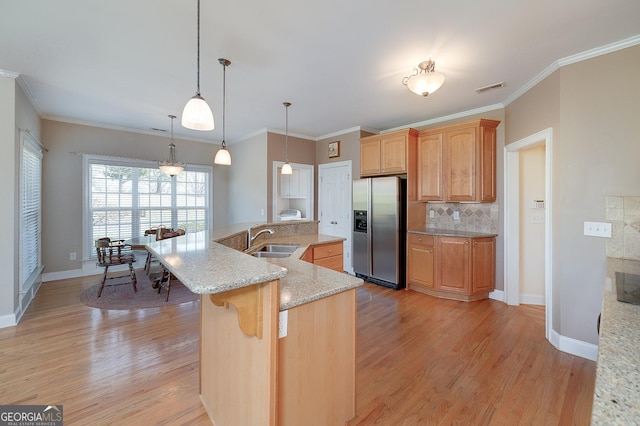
left=95, top=237, right=137, bottom=297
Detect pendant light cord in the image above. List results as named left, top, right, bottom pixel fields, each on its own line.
left=222, top=61, right=226, bottom=148
left=284, top=102, right=290, bottom=161
left=196, top=0, right=201, bottom=95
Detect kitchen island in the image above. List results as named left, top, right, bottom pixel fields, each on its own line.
left=146, top=223, right=363, bottom=426
left=591, top=258, right=640, bottom=424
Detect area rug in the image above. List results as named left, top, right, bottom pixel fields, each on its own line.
left=80, top=270, right=199, bottom=310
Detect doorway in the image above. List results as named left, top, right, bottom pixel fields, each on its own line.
left=318, top=161, right=353, bottom=273
left=505, top=128, right=553, bottom=341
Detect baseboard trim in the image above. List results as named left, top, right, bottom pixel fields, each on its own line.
left=42, top=269, right=84, bottom=282
left=0, top=313, right=17, bottom=329
left=549, top=328, right=598, bottom=361
left=489, top=289, right=504, bottom=302
left=520, top=293, right=545, bottom=305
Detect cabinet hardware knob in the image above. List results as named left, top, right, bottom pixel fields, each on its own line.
left=427, top=249, right=433, bottom=253
left=465, top=241, right=469, bottom=245
left=418, top=238, right=422, bottom=242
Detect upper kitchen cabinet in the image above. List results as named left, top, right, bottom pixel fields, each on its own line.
left=417, top=119, right=500, bottom=203
left=280, top=168, right=308, bottom=198
left=360, top=129, right=418, bottom=178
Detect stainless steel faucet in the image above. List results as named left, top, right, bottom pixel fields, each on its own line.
left=247, top=227, right=274, bottom=248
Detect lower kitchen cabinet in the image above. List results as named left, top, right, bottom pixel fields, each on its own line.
left=407, top=233, right=495, bottom=301
left=407, top=234, right=435, bottom=291
left=303, top=241, right=344, bottom=272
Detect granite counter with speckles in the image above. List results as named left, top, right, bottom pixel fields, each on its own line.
left=408, top=227, right=498, bottom=238
left=591, top=258, right=640, bottom=425
left=146, top=228, right=363, bottom=311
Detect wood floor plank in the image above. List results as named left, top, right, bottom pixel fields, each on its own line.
left=0, top=276, right=596, bottom=425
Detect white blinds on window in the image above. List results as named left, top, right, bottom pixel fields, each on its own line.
left=21, top=134, right=43, bottom=289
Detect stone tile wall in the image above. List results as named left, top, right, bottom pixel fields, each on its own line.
left=606, top=196, right=640, bottom=260
left=425, top=202, right=499, bottom=234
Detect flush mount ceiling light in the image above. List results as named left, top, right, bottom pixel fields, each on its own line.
left=214, top=58, right=232, bottom=165
left=181, top=0, right=214, bottom=131
left=281, top=102, right=293, bottom=175
left=402, top=59, right=445, bottom=97
left=159, top=115, right=186, bottom=177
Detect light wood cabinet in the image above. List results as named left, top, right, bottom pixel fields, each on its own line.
left=407, top=233, right=495, bottom=301
left=407, top=233, right=435, bottom=291
left=303, top=241, right=344, bottom=272
left=360, top=129, right=418, bottom=178
left=414, top=119, right=499, bottom=203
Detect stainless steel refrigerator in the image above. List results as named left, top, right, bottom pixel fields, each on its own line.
left=353, top=176, right=406, bottom=289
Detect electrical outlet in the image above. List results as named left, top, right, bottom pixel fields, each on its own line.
left=70, top=252, right=76, bottom=260
left=429, top=209, right=435, bottom=218
left=279, top=310, right=288, bottom=338
left=453, top=211, right=460, bottom=221
left=584, top=221, right=612, bottom=238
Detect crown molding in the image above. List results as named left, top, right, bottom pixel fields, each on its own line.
left=42, top=115, right=219, bottom=145
left=0, top=69, right=20, bottom=78
left=384, top=104, right=505, bottom=133
left=503, top=34, right=640, bottom=107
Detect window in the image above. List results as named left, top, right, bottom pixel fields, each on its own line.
left=83, top=155, right=213, bottom=259
left=21, top=132, right=43, bottom=291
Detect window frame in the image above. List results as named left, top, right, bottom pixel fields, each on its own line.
left=82, top=154, right=213, bottom=260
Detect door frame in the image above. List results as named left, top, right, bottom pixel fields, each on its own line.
left=318, top=160, right=353, bottom=273
left=504, top=127, right=553, bottom=341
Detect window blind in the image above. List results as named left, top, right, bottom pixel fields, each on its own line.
left=21, top=135, right=43, bottom=289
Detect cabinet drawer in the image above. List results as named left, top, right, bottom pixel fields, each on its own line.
left=313, top=242, right=343, bottom=259
left=314, top=255, right=343, bottom=272
left=407, top=234, right=434, bottom=246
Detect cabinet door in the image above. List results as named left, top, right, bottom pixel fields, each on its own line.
left=444, top=127, right=477, bottom=202
left=471, top=238, right=495, bottom=294
left=418, top=132, right=443, bottom=201
left=280, top=173, right=291, bottom=197
left=380, top=135, right=406, bottom=174
left=407, top=240, right=434, bottom=289
left=360, top=138, right=381, bottom=176
left=289, top=169, right=301, bottom=197
left=480, top=125, right=497, bottom=202
left=436, top=237, right=470, bottom=294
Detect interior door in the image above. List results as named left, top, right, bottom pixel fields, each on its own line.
left=319, top=161, right=353, bottom=273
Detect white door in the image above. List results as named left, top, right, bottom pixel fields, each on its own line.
left=318, top=161, right=353, bottom=273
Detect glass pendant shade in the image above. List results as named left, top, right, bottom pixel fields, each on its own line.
left=406, top=72, right=445, bottom=97
left=281, top=162, right=293, bottom=175
left=214, top=147, right=231, bottom=165
left=182, top=94, right=214, bottom=130
left=159, top=115, right=185, bottom=177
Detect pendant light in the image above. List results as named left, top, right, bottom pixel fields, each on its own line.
left=214, top=58, right=231, bottom=165
left=181, top=0, right=214, bottom=131
left=159, top=115, right=185, bottom=177
left=281, top=102, right=293, bottom=175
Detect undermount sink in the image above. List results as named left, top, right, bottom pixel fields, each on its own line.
left=252, top=251, right=293, bottom=258
left=251, top=243, right=299, bottom=258
left=258, top=244, right=298, bottom=253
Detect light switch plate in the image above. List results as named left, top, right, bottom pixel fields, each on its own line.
left=584, top=221, right=612, bottom=238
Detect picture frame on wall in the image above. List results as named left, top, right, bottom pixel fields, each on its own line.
left=328, top=141, right=340, bottom=158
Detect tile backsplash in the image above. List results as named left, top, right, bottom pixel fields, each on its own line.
left=425, top=202, right=499, bottom=234
left=606, top=196, right=640, bottom=260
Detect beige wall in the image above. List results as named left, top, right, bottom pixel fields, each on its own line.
left=1, top=77, right=41, bottom=321
left=506, top=44, right=640, bottom=345
left=40, top=120, right=225, bottom=274
left=227, top=132, right=268, bottom=224
left=519, top=144, right=545, bottom=301
left=266, top=132, right=316, bottom=222
left=0, top=77, right=17, bottom=319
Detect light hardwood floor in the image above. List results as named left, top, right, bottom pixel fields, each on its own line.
left=0, top=276, right=596, bottom=425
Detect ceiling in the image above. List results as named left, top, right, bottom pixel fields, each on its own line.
left=1, top=0, right=639, bottom=144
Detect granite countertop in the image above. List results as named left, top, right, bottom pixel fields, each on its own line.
left=591, top=258, right=640, bottom=424
left=146, top=229, right=363, bottom=311
left=408, top=227, right=498, bottom=238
